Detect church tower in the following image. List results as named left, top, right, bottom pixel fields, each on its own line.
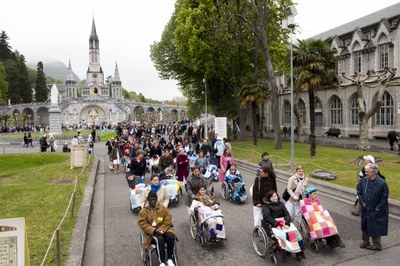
left=82, top=17, right=107, bottom=97
left=65, top=59, right=77, bottom=99
left=111, top=62, right=122, bottom=99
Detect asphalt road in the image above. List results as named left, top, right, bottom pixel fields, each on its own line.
left=92, top=145, right=400, bottom=266
left=2, top=141, right=399, bottom=266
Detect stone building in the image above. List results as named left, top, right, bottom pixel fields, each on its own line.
left=253, top=3, right=400, bottom=139
left=1, top=18, right=185, bottom=128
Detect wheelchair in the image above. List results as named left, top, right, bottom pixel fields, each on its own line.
left=251, top=222, right=303, bottom=264
left=189, top=211, right=225, bottom=246
left=291, top=213, right=328, bottom=252
left=139, top=231, right=178, bottom=266
left=220, top=180, right=247, bottom=203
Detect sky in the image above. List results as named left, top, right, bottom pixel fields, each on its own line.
left=0, top=0, right=399, bottom=101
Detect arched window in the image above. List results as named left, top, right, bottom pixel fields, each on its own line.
left=298, top=99, right=306, bottom=124
left=375, top=92, right=394, bottom=125
left=351, top=97, right=359, bottom=125
left=352, top=42, right=362, bottom=73
left=283, top=101, right=291, bottom=124
left=330, top=96, right=343, bottom=124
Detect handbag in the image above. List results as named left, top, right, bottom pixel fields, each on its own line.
left=282, top=188, right=291, bottom=201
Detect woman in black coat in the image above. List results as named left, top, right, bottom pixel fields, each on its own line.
left=252, top=165, right=277, bottom=226
left=262, top=190, right=291, bottom=236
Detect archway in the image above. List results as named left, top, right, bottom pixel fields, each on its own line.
left=80, top=106, right=106, bottom=127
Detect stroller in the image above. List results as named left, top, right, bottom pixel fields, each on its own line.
left=160, top=179, right=182, bottom=207
left=203, top=164, right=218, bottom=195
left=221, top=167, right=247, bottom=203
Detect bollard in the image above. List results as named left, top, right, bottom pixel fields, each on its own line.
left=56, top=228, right=61, bottom=266
left=71, top=191, right=76, bottom=218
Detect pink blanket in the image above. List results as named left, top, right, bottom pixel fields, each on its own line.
left=300, top=198, right=338, bottom=240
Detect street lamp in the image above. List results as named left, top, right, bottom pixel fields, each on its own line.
left=203, top=78, right=208, bottom=139
left=27, top=114, right=31, bottom=126
left=282, top=5, right=297, bottom=171
left=14, top=112, right=18, bottom=127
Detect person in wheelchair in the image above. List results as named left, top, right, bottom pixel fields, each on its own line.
left=262, top=190, right=306, bottom=259
left=190, top=186, right=226, bottom=242
left=224, top=164, right=247, bottom=202
left=301, top=187, right=345, bottom=248
left=138, top=191, right=177, bottom=266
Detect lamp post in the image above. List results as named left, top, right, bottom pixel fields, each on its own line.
left=282, top=5, right=297, bottom=171
left=203, top=78, right=208, bottom=139
left=14, top=112, right=18, bottom=127
left=27, top=114, right=31, bottom=127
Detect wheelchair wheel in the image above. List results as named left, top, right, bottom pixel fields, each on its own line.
left=172, top=239, right=178, bottom=266
left=189, top=213, right=198, bottom=240
left=311, top=242, right=319, bottom=252
left=270, top=254, right=277, bottom=265
left=291, top=215, right=309, bottom=241
left=220, top=182, right=229, bottom=200
left=251, top=226, right=269, bottom=257
left=139, top=232, right=152, bottom=266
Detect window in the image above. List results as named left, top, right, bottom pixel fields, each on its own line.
left=353, top=51, right=361, bottom=73
left=378, top=43, right=389, bottom=69
left=330, top=96, right=343, bottom=124
left=351, top=97, right=359, bottom=125
left=283, top=101, right=291, bottom=124
left=375, top=92, right=394, bottom=125
left=298, top=99, right=306, bottom=124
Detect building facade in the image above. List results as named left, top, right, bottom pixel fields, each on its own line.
left=0, top=18, right=185, bottom=128
left=256, top=3, right=400, bottom=139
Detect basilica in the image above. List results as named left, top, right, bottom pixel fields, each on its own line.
left=0, top=18, right=185, bottom=128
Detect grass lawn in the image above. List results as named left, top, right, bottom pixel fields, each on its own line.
left=232, top=139, right=400, bottom=201
left=0, top=153, right=92, bottom=265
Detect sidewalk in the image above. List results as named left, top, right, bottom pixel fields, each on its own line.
left=335, top=245, right=400, bottom=266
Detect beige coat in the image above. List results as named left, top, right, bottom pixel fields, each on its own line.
left=287, top=174, right=308, bottom=203
left=138, top=202, right=176, bottom=249
left=141, top=186, right=169, bottom=208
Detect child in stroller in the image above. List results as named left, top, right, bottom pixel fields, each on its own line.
left=298, top=187, right=345, bottom=251
left=262, top=190, right=305, bottom=261
left=222, top=163, right=247, bottom=202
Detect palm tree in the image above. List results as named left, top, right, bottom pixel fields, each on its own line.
left=238, top=75, right=270, bottom=145
left=293, top=38, right=338, bottom=156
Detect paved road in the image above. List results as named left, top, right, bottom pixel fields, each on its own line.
left=2, top=138, right=399, bottom=266
left=85, top=143, right=400, bottom=266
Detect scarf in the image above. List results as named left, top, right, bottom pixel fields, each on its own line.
left=197, top=193, right=215, bottom=207
left=151, top=183, right=161, bottom=192
left=294, top=174, right=305, bottom=196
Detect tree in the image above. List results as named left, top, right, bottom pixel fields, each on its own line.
left=341, top=67, right=398, bottom=150
left=35, top=61, right=48, bottom=102
left=237, top=0, right=291, bottom=149
left=238, top=73, right=270, bottom=145
left=0, top=62, right=8, bottom=105
left=0, top=31, right=12, bottom=60
left=16, top=53, right=32, bottom=103
left=293, top=38, right=338, bottom=156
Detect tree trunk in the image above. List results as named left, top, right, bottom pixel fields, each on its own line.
left=355, top=117, right=371, bottom=150
left=260, top=103, right=265, bottom=138
left=308, top=89, right=316, bottom=156
left=293, top=103, right=304, bottom=143
left=252, top=102, right=258, bottom=145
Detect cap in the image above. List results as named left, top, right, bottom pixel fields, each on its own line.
left=363, top=155, right=375, bottom=164
left=305, top=186, right=317, bottom=196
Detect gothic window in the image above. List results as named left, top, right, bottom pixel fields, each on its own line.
left=351, top=97, right=359, bottom=125
left=375, top=92, right=394, bottom=126
left=378, top=43, right=389, bottom=69
left=298, top=99, right=306, bottom=124
left=353, top=51, right=361, bottom=73
left=330, top=96, right=343, bottom=124
left=283, top=101, right=291, bottom=124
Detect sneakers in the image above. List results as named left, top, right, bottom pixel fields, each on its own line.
left=359, top=241, right=370, bottom=249
left=159, top=263, right=166, bottom=266
left=366, top=244, right=382, bottom=251
left=166, top=259, right=175, bottom=266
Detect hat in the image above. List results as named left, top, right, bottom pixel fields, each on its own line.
left=305, top=186, right=317, bottom=196
left=363, top=155, right=375, bottom=164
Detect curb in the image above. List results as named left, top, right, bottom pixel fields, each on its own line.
left=65, top=156, right=100, bottom=266
left=235, top=159, right=400, bottom=219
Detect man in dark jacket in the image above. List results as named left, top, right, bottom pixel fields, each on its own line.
left=357, top=163, right=389, bottom=251
left=186, top=166, right=208, bottom=206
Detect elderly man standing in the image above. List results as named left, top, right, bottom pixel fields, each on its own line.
left=356, top=163, right=389, bottom=251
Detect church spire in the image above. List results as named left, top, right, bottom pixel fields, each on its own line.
left=89, top=17, right=99, bottom=49
left=113, top=61, right=121, bottom=82
left=66, top=59, right=75, bottom=82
